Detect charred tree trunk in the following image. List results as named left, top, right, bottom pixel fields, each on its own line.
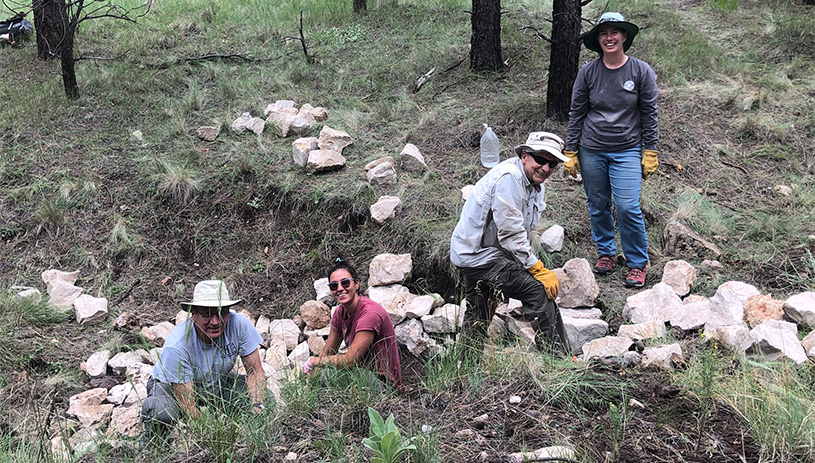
left=60, top=24, right=79, bottom=99
left=32, top=0, right=67, bottom=60
left=470, top=0, right=503, bottom=72
left=353, top=0, right=366, bottom=12
left=546, top=0, right=583, bottom=121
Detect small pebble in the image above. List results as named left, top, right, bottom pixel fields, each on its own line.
left=509, top=395, right=521, bottom=404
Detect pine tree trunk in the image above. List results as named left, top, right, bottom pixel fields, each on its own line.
left=470, top=0, right=503, bottom=72
left=32, top=0, right=66, bottom=60
left=61, top=25, right=79, bottom=99
left=353, top=0, right=366, bottom=12
left=546, top=0, right=583, bottom=121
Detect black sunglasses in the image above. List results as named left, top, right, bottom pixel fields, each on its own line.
left=192, top=305, right=230, bottom=319
left=328, top=278, right=357, bottom=291
left=526, top=151, right=560, bottom=169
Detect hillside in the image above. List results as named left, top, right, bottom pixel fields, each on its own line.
left=1, top=0, right=815, bottom=461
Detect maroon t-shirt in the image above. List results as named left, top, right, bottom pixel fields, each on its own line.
left=330, top=296, right=402, bottom=388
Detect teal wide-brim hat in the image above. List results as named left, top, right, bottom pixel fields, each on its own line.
left=583, top=12, right=639, bottom=54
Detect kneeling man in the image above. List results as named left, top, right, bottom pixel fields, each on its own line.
left=141, top=280, right=266, bottom=444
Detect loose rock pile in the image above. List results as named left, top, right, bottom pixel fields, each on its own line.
left=15, top=250, right=813, bottom=459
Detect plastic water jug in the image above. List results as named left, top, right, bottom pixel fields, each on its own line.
left=480, top=123, right=500, bottom=168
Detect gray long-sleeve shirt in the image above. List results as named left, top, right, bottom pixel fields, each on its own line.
left=450, top=157, right=545, bottom=269
left=565, top=56, right=659, bottom=152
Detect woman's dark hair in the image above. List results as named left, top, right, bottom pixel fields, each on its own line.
left=327, top=256, right=360, bottom=281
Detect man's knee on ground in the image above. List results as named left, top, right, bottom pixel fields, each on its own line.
left=141, top=396, right=180, bottom=426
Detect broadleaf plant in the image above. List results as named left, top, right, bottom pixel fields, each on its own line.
left=363, top=407, right=417, bottom=463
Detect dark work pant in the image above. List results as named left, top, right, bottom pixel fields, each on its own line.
left=141, top=374, right=249, bottom=428
left=458, top=256, right=570, bottom=354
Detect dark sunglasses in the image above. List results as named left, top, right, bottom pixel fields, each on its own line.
left=328, top=278, right=357, bottom=291
left=192, top=306, right=230, bottom=319
left=526, top=151, right=560, bottom=169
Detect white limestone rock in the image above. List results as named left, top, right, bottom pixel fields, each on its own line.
left=300, top=300, right=331, bottom=330
left=421, top=304, right=463, bottom=334
left=367, top=161, right=398, bottom=186
left=231, top=112, right=254, bottom=132
left=642, top=343, right=683, bottom=370
left=670, top=297, right=712, bottom=331
left=306, top=149, right=346, bottom=173
left=617, top=320, right=666, bottom=340
left=269, top=319, right=302, bottom=350
left=505, top=317, right=536, bottom=346
left=312, top=277, right=333, bottom=305
left=106, top=404, right=141, bottom=438
left=292, top=137, right=319, bottom=167
left=539, top=225, right=565, bottom=253
left=317, top=126, right=353, bottom=152
left=623, top=282, right=683, bottom=324
left=560, top=308, right=603, bottom=319
left=399, top=143, right=428, bottom=173
left=747, top=319, right=808, bottom=364
left=562, top=317, right=608, bottom=355
left=84, top=350, right=111, bottom=378
left=67, top=388, right=114, bottom=428
left=370, top=195, right=403, bottom=225
left=707, top=324, right=752, bottom=355
left=581, top=336, right=634, bottom=360
left=368, top=253, right=412, bottom=286
left=553, top=258, right=599, bottom=309
left=704, top=281, right=760, bottom=337
left=782, top=292, right=815, bottom=328
left=288, top=341, right=311, bottom=367
left=47, top=282, right=83, bottom=312
left=395, top=319, right=437, bottom=357
left=661, top=259, right=697, bottom=297
left=74, top=294, right=108, bottom=325
left=41, top=269, right=80, bottom=292
left=405, top=295, right=435, bottom=319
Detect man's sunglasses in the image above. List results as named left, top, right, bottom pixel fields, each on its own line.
left=526, top=151, right=561, bottom=169
left=328, top=278, right=357, bottom=291
left=192, top=306, right=230, bottom=319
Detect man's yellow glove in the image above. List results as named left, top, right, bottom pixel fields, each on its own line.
left=528, top=260, right=559, bottom=299
left=642, top=149, right=659, bottom=179
left=563, top=150, right=580, bottom=178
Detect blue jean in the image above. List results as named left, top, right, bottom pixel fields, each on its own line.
left=578, top=145, right=649, bottom=268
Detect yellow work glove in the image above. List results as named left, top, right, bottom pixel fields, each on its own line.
left=563, top=150, right=580, bottom=179
left=528, top=260, right=559, bottom=300
left=641, top=149, right=659, bottom=179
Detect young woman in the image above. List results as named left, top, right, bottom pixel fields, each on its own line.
left=564, top=12, right=659, bottom=288
left=304, top=258, right=402, bottom=388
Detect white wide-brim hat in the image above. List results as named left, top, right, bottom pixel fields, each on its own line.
left=514, top=132, right=568, bottom=162
left=180, top=280, right=242, bottom=308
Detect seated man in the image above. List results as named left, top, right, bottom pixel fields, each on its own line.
left=450, top=132, right=571, bottom=355
left=141, top=280, right=266, bottom=444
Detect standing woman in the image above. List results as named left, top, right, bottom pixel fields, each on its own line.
left=305, top=258, right=402, bottom=389
left=564, top=12, right=659, bottom=288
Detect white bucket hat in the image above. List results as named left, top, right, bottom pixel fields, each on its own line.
left=514, top=132, right=568, bottom=162
left=180, top=280, right=242, bottom=308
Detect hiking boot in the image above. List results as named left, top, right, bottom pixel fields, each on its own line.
left=593, top=255, right=615, bottom=275
left=624, top=267, right=647, bottom=288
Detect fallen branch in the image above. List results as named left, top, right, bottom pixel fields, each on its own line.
left=412, top=67, right=435, bottom=93
left=149, top=50, right=299, bottom=69
left=112, top=278, right=141, bottom=306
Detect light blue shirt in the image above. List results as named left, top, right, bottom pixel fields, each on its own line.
left=152, top=312, right=262, bottom=392
left=450, top=157, right=545, bottom=269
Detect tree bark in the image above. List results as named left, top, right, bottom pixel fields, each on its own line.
left=353, top=0, right=366, bottom=12
left=546, top=0, right=584, bottom=122
left=32, top=0, right=66, bottom=60
left=60, top=24, right=79, bottom=99
left=470, top=0, right=503, bottom=72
